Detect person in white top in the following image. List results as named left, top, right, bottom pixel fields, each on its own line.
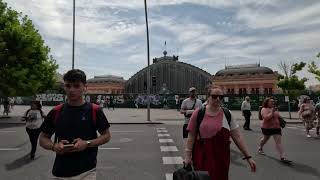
left=180, top=87, right=203, bottom=138
left=241, top=96, right=252, bottom=130
left=22, top=101, right=45, bottom=159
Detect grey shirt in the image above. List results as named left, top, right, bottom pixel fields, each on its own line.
left=181, top=98, right=202, bottom=124
left=241, top=101, right=251, bottom=111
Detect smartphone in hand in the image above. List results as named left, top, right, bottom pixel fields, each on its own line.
left=63, top=144, right=74, bottom=148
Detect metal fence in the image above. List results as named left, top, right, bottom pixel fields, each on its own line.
left=8, top=93, right=320, bottom=111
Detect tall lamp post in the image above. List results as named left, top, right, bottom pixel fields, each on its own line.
left=72, top=0, right=75, bottom=69
left=144, top=0, right=151, bottom=121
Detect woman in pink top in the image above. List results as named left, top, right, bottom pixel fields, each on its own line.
left=259, top=97, right=291, bottom=163
left=184, top=86, right=256, bottom=180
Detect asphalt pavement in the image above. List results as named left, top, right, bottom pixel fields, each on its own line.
left=0, top=117, right=319, bottom=180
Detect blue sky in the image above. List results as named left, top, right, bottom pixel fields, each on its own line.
left=5, top=0, right=320, bottom=86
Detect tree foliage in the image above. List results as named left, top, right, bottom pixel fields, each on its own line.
left=0, top=0, right=58, bottom=97
left=308, top=52, right=320, bottom=81
left=277, top=61, right=307, bottom=96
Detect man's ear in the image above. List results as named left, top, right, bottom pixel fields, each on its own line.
left=84, top=84, right=88, bottom=92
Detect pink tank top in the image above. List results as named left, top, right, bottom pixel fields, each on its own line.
left=262, top=108, right=280, bottom=129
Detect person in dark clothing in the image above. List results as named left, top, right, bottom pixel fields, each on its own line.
left=39, top=69, right=111, bottom=179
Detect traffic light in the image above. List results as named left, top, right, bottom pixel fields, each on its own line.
left=152, top=76, right=156, bottom=86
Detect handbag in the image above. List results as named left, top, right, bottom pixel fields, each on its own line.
left=173, top=164, right=211, bottom=180
left=279, top=116, right=286, bottom=128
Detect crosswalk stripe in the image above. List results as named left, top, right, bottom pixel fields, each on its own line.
left=158, top=134, right=170, bottom=137
left=157, top=130, right=168, bottom=133
left=166, top=173, right=173, bottom=180
left=162, top=157, right=184, bottom=165
left=156, top=128, right=167, bottom=130
left=159, top=139, right=174, bottom=143
left=160, top=146, right=178, bottom=152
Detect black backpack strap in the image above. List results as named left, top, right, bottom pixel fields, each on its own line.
left=222, top=107, right=232, bottom=127
left=196, top=105, right=206, bottom=139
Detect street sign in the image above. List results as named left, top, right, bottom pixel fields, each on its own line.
left=224, top=97, right=229, bottom=102
left=285, top=96, right=289, bottom=102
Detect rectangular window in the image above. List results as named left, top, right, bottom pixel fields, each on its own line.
left=256, top=88, right=259, bottom=94
left=269, top=88, right=273, bottom=94
left=239, top=89, right=243, bottom=95
left=251, top=88, right=255, bottom=94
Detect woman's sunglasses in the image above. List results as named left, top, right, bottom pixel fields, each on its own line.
left=210, top=95, right=224, bottom=99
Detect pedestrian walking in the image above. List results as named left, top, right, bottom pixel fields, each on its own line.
left=22, top=101, right=45, bottom=159
left=241, top=96, right=252, bottom=130
left=299, top=97, right=316, bottom=138
left=3, top=98, right=10, bottom=116
left=184, top=86, right=256, bottom=180
left=39, top=69, right=111, bottom=179
left=180, top=87, right=202, bottom=139
left=258, top=97, right=291, bottom=163
left=315, top=101, right=320, bottom=136
left=9, top=97, right=14, bottom=110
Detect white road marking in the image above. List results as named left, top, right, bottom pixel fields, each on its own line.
left=157, top=130, right=168, bottom=133
left=162, top=157, right=183, bottom=165
left=0, top=148, right=20, bottom=151
left=159, top=139, right=174, bottom=143
left=0, top=130, right=16, bottom=133
left=98, top=148, right=120, bottom=150
left=160, top=146, right=178, bottom=152
left=158, top=134, right=170, bottom=137
left=111, top=130, right=144, bottom=133
left=156, top=128, right=167, bottom=130
left=166, top=173, right=173, bottom=180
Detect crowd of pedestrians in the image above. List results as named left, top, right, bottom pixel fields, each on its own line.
left=3, top=68, right=320, bottom=180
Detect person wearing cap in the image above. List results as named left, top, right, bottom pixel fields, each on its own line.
left=180, top=87, right=203, bottom=138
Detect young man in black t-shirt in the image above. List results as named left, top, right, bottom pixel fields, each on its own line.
left=39, top=69, right=111, bottom=179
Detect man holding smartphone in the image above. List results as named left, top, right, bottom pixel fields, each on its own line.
left=39, top=69, right=111, bottom=180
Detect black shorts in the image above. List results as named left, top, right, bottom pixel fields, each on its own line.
left=183, top=124, right=189, bottom=138
left=261, top=128, right=282, bottom=136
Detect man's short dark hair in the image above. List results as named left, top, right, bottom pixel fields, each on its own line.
left=63, top=69, right=86, bottom=84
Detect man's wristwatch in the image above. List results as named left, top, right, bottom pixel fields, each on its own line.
left=86, top=141, right=91, bottom=147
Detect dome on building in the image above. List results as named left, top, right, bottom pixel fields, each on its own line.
left=215, top=64, right=273, bottom=76
left=125, top=53, right=212, bottom=94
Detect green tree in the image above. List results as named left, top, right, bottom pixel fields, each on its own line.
left=277, top=61, right=307, bottom=98
left=0, top=0, right=58, bottom=98
left=308, top=52, right=320, bottom=81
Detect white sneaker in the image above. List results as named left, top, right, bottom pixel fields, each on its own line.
left=307, top=134, right=311, bottom=138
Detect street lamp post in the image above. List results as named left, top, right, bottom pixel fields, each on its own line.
left=144, top=0, right=151, bottom=121
left=72, top=0, right=75, bottom=69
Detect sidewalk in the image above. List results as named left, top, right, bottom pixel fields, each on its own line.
left=0, top=105, right=302, bottom=125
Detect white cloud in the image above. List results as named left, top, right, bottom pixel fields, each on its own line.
left=4, top=0, right=320, bottom=84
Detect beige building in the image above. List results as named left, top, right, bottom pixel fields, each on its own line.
left=87, top=75, right=125, bottom=94
left=213, top=64, right=281, bottom=95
